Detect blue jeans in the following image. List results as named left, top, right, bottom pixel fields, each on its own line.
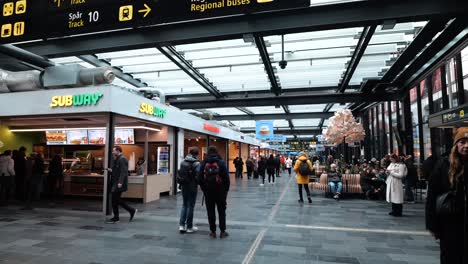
left=179, top=184, right=198, bottom=228
left=329, top=182, right=343, bottom=194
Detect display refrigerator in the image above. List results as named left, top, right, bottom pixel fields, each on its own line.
left=157, top=146, right=170, bottom=174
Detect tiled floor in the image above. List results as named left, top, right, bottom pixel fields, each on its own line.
left=0, top=172, right=439, bottom=264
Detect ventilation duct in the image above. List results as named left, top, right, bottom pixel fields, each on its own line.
left=0, top=65, right=115, bottom=93
left=125, top=87, right=166, bottom=104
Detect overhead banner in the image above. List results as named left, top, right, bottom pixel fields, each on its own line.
left=0, top=0, right=309, bottom=44
left=256, top=120, right=274, bottom=139
left=267, top=134, right=286, bottom=143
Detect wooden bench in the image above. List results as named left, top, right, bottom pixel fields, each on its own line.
left=309, top=173, right=362, bottom=196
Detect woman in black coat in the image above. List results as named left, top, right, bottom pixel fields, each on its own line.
left=426, top=128, right=467, bottom=264
left=48, top=154, right=63, bottom=199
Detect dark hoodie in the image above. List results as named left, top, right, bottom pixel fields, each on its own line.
left=198, top=154, right=230, bottom=193
left=180, top=154, right=201, bottom=188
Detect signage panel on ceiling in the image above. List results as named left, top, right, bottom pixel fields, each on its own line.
left=255, top=120, right=274, bottom=139
left=0, top=0, right=309, bottom=44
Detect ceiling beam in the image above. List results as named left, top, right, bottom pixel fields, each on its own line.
left=165, top=85, right=360, bottom=100
left=77, top=55, right=146, bottom=88
left=338, top=25, right=376, bottom=93
left=157, top=46, right=224, bottom=98
left=254, top=35, right=281, bottom=96
left=380, top=19, right=450, bottom=84
left=17, top=0, right=467, bottom=57
left=212, top=112, right=334, bottom=121
left=170, top=91, right=397, bottom=109
left=236, top=107, right=255, bottom=115
left=399, top=18, right=468, bottom=90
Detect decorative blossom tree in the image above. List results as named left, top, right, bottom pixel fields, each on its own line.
left=322, top=110, right=365, bottom=162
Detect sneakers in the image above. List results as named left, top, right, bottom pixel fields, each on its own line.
left=209, top=232, right=216, bottom=238
left=130, top=209, right=138, bottom=222
left=220, top=232, right=229, bottom=239
left=308, top=197, right=312, bottom=203
left=186, top=226, right=198, bottom=233
left=298, top=199, right=304, bottom=203
left=179, top=225, right=187, bottom=233
left=259, top=184, right=264, bottom=186
left=105, top=218, right=119, bottom=224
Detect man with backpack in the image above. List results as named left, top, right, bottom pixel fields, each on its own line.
left=198, top=146, right=230, bottom=239
left=177, top=147, right=201, bottom=233
left=294, top=152, right=313, bottom=203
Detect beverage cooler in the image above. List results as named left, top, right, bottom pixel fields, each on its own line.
left=157, top=146, right=170, bottom=174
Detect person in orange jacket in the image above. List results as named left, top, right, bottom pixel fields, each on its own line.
left=294, top=152, right=313, bottom=203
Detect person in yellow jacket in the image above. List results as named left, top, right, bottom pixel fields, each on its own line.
left=294, top=152, right=313, bottom=203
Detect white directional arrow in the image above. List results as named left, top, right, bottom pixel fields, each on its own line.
left=138, top=3, right=151, bottom=18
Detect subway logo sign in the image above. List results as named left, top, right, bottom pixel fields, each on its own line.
left=50, top=93, right=103, bottom=108
left=139, top=102, right=167, bottom=118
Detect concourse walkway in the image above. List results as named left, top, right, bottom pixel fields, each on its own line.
left=0, top=172, right=438, bottom=264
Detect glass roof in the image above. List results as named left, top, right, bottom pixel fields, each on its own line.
left=47, top=21, right=428, bottom=134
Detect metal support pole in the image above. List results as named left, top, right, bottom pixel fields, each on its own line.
left=416, top=83, right=425, bottom=162
left=403, top=95, right=414, bottom=156
left=104, top=113, right=115, bottom=215
left=455, top=53, right=465, bottom=105
left=388, top=101, right=394, bottom=153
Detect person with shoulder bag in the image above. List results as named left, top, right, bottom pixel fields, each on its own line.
left=177, top=147, right=201, bottom=233
left=386, top=154, right=407, bottom=217
left=426, top=128, right=467, bottom=264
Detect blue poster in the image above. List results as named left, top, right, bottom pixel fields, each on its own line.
left=256, top=120, right=274, bottom=139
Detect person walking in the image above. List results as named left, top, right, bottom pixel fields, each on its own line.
left=275, top=154, right=281, bottom=178
left=198, top=146, right=230, bottom=239
left=0, top=150, right=15, bottom=204
left=266, top=154, right=276, bottom=184
left=246, top=157, right=254, bottom=180
left=386, top=154, right=407, bottom=217
left=14, top=146, right=26, bottom=201
left=233, top=157, right=244, bottom=179
left=106, top=146, right=137, bottom=224
left=177, top=147, right=201, bottom=233
left=285, top=156, right=293, bottom=177
left=48, top=154, right=63, bottom=201
left=294, top=152, right=313, bottom=203
left=404, top=155, right=417, bottom=203
left=258, top=156, right=267, bottom=186
left=426, top=128, right=468, bottom=264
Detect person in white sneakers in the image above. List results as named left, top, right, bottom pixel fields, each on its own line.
left=177, top=148, right=201, bottom=233
left=285, top=156, right=293, bottom=177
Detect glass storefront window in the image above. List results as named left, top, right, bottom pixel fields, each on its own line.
left=462, top=46, right=468, bottom=103
left=446, top=58, right=459, bottom=108
left=432, top=67, right=444, bottom=112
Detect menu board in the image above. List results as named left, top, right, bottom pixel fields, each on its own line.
left=66, top=130, right=89, bottom=145
left=88, top=129, right=106, bottom=145
left=114, top=129, right=134, bottom=145
left=46, top=130, right=67, bottom=145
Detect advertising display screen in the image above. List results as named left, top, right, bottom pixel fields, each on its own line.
left=66, top=130, right=88, bottom=145
left=88, top=129, right=106, bottom=145
left=114, top=128, right=135, bottom=144
left=46, top=130, right=67, bottom=145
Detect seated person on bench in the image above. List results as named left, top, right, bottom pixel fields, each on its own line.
left=368, top=168, right=387, bottom=200
left=327, top=164, right=342, bottom=199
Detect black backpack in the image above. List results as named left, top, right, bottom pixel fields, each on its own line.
left=298, top=160, right=312, bottom=175
left=204, top=161, right=222, bottom=189
left=177, top=160, right=197, bottom=185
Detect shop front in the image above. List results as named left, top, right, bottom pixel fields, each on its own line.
left=0, top=85, right=261, bottom=214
